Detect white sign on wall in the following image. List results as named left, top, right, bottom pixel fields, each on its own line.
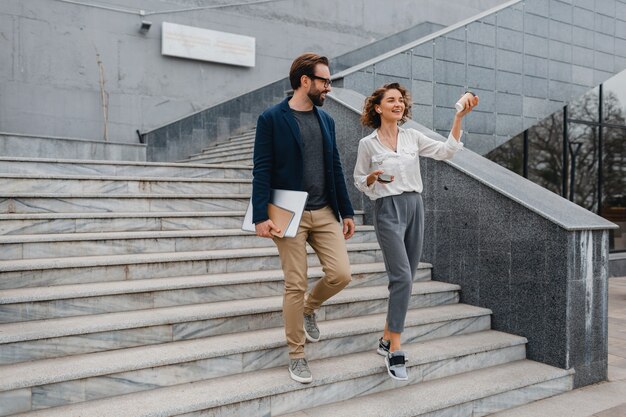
left=161, top=22, right=255, bottom=67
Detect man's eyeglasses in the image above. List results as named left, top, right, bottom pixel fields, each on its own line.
left=308, top=74, right=332, bottom=88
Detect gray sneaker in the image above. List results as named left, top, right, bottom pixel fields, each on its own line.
left=385, top=351, right=408, bottom=381
left=303, top=312, right=320, bottom=342
left=377, top=337, right=391, bottom=356
left=289, top=358, right=313, bottom=383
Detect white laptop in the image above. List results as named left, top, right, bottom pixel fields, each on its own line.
left=242, top=189, right=309, bottom=238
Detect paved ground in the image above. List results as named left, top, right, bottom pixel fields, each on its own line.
left=491, top=276, right=626, bottom=417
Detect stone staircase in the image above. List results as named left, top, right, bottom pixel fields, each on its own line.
left=0, top=136, right=573, bottom=416
left=180, top=130, right=255, bottom=165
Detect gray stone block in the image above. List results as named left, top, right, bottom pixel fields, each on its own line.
left=524, top=13, right=549, bottom=39
left=459, top=133, right=497, bottom=155
left=478, top=249, right=512, bottom=284
left=510, top=206, right=550, bottom=244
left=495, top=49, right=523, bottom=74
left=594, top=51, right=615, bottom=73
left=571, top=65, right=594, bottom=87
left=374, top=74, right=409, bottom=90
left=470, top=88, right=495, bottom=113
left=464, top=110, right=496, bottom=135
left=616, top=55, right=626, bottom=73
left=481, top=282, right=512, bottom=330
left=497, top=6, right=523, bottom=31
left=526, top=0, right=549, bottom=17
left=523, top=75, right=549, bottom=99
left=595, top=10, right=616, bottom=36
left=549, top=79, right=574, bottom=102
left=497, top=71, right=523, bottom=95
left=595, top=32, right=615, bottom=55
left=446, top=27, right=467, bottom=42
left=412, top=55, right=434, bottom=82
left=549, top=0, right=573, bottom=24
left=525, top=34, right=549, bottom=59
left=412, top=80, right=434, bottom=105
left=480, top=13, right=496, bottom=25
left=573, top=360, right=608, bottom=387
left=549, top=40, right=573, bottom=63
left=616, top=38, right=626, bottom=59
left=375, top=53, right=411, bottom=78
left=594, top=69, right=615, bottom=85
left=468, top=43, right=496, bottom=69
left=433, top=106, right=456, bottom=130
left=411, top=104, right=434, bottom=128
left=572, top=26, right=595, bottom=50
left=573, top=7, right=595, bottom=30
left=191, top=113, right=204, bottom=130
left=411, top=42, right=433, bottom=59
left=511, top=241, right=548, bottom=284
left=433, top=61, right=466, bottom=86
left=467, top=21, right=496, bottom=47
left=495, top=92, right=523, bottom=115
left=434, top=37, right=466, bottom=63
left=498, top=27, right=524, bottom=53
left=544, top=230, right=570, bottom=285
left=572, top=45, right=595, bottom=67
left=343, top=70, right=376, bottom=97
left=618, top=17, right=626, bottom=39
left=550, top=20, right=573, bottom=44
left=573, top=0, right=593, bottom=11
left=524, top=55, right=548, bottom=79
left=467, top=65, right=496, bottom=90
left=496, top=114, right=523, bottom=136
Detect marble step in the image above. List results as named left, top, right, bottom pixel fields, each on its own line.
left=219, top=132, right=255, bottom=142
left=0, top=242, right=382, bottom=290
left=0, top=261, right=405, bottom=323
left=0, top=211, right=365, bottom=236
left=278, top=361, right=573, bottom=417
left=191, top=138, right=254, bottom=157
left=1, top=331, right=551, bottom=417
left=0, top=211, right=246, bottom=235
left=0, top=226, right=377, bottom=260
left=192, top=143, right=253, bottom=157
left=184, top=152, right=253, bottom=164
left=0, top=193, right=251, bottom=214
left=0, top=174, right=252, bottom=195
left=0, top=286, right=470, bottom=365
left=193, top=141, right=254, bottom=157
left=213, top=132, right=256, bottom=143
left=0, top=157, right=252, bottom=179
left=0, top=330, right=519, bottom=414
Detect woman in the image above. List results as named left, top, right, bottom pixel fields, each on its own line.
left=353, top=83, right=478, bottom=381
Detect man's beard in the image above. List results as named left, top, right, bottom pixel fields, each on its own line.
left=307, top=88, right=325, bottom=106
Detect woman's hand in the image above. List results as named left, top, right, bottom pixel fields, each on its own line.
left=456, top=94, right=479, bottom=118
left=366, top=169, right=384, bottom=186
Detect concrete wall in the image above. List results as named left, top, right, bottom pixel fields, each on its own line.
left=335, top=0, right=626, bottom=155
left=325, top=87, right=616, bottom=388
left=0, top=0, right=510, bottom=144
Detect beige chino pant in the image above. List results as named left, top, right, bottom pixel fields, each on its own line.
left=273, top=206, right=352, bottom=359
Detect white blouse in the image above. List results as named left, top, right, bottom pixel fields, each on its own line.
left=353, top=127, right=463, bottom=200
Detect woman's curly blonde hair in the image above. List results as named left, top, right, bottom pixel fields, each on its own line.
left=360, top=83, right=412, bottom=128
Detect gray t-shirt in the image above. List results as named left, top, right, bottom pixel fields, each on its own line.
left=292, top=109, right=329, bottom=210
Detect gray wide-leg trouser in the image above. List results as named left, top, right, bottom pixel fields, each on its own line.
left=374, top=192, right=424, bottom=333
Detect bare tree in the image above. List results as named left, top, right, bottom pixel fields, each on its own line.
left=487, top=89, right=625, bottom=214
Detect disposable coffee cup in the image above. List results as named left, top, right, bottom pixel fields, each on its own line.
left=455, top=92, right=475, bottom=111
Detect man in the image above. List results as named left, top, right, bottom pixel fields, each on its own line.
left=252, top=53, right=355, bottom=384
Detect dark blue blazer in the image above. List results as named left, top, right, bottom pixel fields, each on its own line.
left=252, top=97, right=354, bottom=224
